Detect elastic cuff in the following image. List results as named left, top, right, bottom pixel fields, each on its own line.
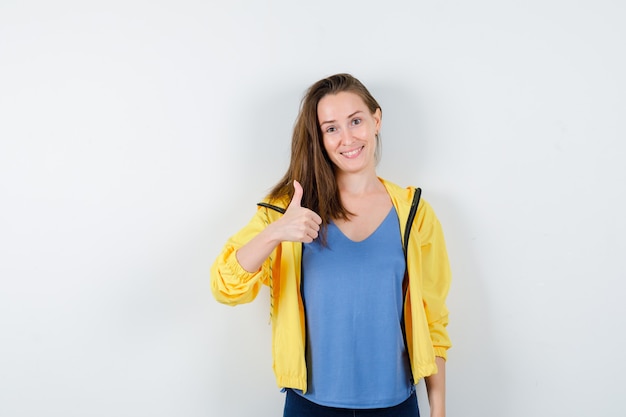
left=433, top=347, right=448, bottom=361
left=226, top=249, right=260, bottom=277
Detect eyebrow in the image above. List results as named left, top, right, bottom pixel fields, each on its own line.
left=320, top=110, right=363, bottom=127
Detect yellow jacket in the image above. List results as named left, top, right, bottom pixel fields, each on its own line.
left=211, top=178, right=451, bottom=392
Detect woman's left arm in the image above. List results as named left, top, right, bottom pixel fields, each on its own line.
left=425, top=356, right=446, bottom=417
left=417, top=201, right=452, bottom=357
left=417, top=201, right=452, bottom=417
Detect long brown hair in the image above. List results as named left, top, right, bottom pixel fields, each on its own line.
left=268, top=73, right=382, bottom=228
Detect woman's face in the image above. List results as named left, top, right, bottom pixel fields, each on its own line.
left=317, top=91, right=381, bottom=176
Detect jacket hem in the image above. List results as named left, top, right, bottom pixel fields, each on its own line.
left=276, top=375, right=307, bottom=394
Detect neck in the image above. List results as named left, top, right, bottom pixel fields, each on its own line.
left=335, top=170, right=382, bottom=195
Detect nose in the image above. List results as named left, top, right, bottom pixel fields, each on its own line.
left=339, top=127, right=354, bottom=145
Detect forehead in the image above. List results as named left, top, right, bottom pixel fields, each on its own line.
left=317, top=91, right=368, bottom=119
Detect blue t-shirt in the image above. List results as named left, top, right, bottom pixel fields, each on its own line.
left=298, top=207, right=414, bottom=408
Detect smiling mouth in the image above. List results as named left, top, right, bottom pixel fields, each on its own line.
left=341, top=146, right=364, bottom=158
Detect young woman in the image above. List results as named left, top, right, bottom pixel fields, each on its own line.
left=211, top=73, right=452, bottom=417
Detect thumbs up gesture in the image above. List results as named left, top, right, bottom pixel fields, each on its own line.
left=278, top=180, right=322, bottom=243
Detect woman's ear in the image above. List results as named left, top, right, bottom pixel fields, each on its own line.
left=374, top=108, right=382, bottom=130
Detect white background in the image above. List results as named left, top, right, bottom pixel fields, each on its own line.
left=1, top=1, right=625, bottom=416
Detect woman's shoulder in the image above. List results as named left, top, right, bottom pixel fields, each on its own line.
left=380, top=177, right=437, bottom=220
left=257, top=193, right=290, bottom=214
left=380, top=177, right=418, bottom=201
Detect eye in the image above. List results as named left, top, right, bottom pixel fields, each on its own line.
left=351, top=118, right=362, bottom=126
left=325, top=126, right=337, bottom=133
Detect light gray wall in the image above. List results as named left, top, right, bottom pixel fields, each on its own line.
left=1, top=1, right=624, bottom=416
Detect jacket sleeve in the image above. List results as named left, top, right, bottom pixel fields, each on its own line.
left=417, top=200, right=452, bottom=359
left=210, top=206, right=272, bottom=306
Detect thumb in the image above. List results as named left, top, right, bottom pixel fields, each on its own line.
left=288, top=180, right=303, bottom=209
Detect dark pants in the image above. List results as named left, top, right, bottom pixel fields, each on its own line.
left=283, top=389, right=420, bottom=417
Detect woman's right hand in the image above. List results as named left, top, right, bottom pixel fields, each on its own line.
left=274, top=180, right=322, bottom=243
left=235, top=180, right=322, bottom=273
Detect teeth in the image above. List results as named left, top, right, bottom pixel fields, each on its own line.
left=342, top=148, right=361, bottom=157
